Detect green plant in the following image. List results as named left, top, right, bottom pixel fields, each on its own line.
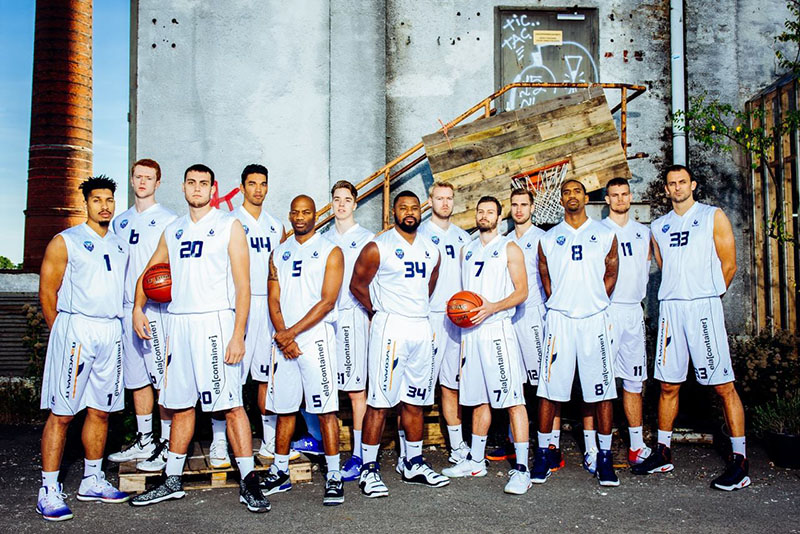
left=0, top=255, right=21, bottom=269
left=730, top=330, right=800, bottom=408
left=752, top=394, right=800, bottom=435
left=0, top=377, right=46, bottom=424
left=22, top=303, right=47, bottom=377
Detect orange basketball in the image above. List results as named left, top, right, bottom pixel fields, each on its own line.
left=446, top=290, right=483, bottom=328
left=143, top=263, right=172, bottom=303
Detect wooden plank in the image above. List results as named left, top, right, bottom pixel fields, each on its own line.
left=765, top=95, right=781, bottom=328
left=781, top=87, right=797, bottom=332
left=751, top=100, right=767, bottom=332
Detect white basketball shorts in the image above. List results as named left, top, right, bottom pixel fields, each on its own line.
left=607, top=302, right=647, bottom=382
left=266, top=322, right=338, bottom=415
left=246, top=295, right=275, bottom=384
left=122, top=302, right=170, bottom=390
left=512, top=303, right=547, bottom=385
left=430, top=311, right=463, bottom=390
left=459, top=317, right=526, bottom=409
left=40, top=313, right=124, bottom=416
left=537, top=309, right=617, bottom=403
left=159, top=310, right=243, bottom=413
left=655, top=297, right=734, bottom=385
left=335, top=306, right=369, bottom=392
left=367, top=312, right=436, bottom=409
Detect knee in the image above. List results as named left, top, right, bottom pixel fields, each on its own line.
left=660, top=383, right=680, bottom=398
left=713, top=382, right=737, bottom=398
left=623, top=380, right=643, bottom=394
left=86, top=408, right=110, bottom=422
left=48, top=413, right=74, bottom=426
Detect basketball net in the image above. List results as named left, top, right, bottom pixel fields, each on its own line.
left=510, top=159, right=570, bottom=225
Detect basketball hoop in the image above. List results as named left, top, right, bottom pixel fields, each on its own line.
left=510, top=159, right=570, bottom=225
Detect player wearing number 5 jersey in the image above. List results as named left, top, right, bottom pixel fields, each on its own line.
left=350, top=191, right=449, bottom=498
left=37, top=176, right=130, bottom=522
left=633, top=165, right=750, bottom=492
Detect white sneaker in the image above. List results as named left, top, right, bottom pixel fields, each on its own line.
left=36, top=484, right=73, bottom=521
left=583, top=448, right=598, bottom=475
left=136, top=439, right=169, bottom=472
left=358, top=462, right=389, bottom=498
left=395, top=456, right=405, bottom=475
left=448, top=442, right=471, bottom=464
left=256, top=438, right=301, bottom=461
left=76, top=472, right=130, bottom=503
left=209, top=440, right=231, bottom=469
left=628, top=445, right=652, bottom=466
left=504, top=467, right=532, bottom=495
left=107, top=433, right=155, bottom=462
left=441, top=457, right=488, bottom=478
left=402, top=459, right=450, bottom=487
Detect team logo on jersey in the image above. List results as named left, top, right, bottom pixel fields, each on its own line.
left=242, top=224, right=249, bottom=235
left=270, top=225, right=276, bottom=233
left=590, top=235, right=597, bottom=242
left=83, top=241, right=94, bottom=252
left=425, top=251, right=431, bottom=259
left=525, top=242, right=532, bottom=249
left=431, top=235, right=440, bottom=245
left=635, top=232, right=642, bottom=239
left=492, top=250, right=499, bottom=257
left=176, top=229, right=184, bottom=239
left=312, top=250, right=319, bottom=258
left=465, top=250, right=473, bottom=261
left=692, top=219, right=700, bottom=227
left=662, top=224, right=670, bottom=233
left=556, top=236, right=566, bottom=246
left=208, top=229, right=215, bottom=236
left=120, top=219, right=128, bottom=229
left=350, top=241, right=357, bottom=248
left=458, top=236, right=464, bottom=243
left=282, top=251, right=291, bottom=261
left=149, top=219, right=156, bottom=226
left=395, top=248, right=404, bottom=259
left=117, top=245, right=124, bottom=253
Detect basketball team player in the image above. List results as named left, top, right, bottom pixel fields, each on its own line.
left=260, top=195, right=345, bottom=505
left=130, top=164, right=270, bottom=512
left=350, top=191, right=449, bottom=497
left=416, top=182, right=471, bottom=465
left=442, top=196, right=531, bottom=495
left=108, top=159, right=176, bottom=472
left=37, top=176, right=130, bottom=521
left=535, top=179, right=620, bottom=487
left=633, top=165, right=750, bottom=491
left=324, top=180, right=375, bottom=480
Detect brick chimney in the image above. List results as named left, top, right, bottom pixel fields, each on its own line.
left=23, top=0, right=93, bottom=272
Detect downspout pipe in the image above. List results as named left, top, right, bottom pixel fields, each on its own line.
left=670, top=0, right=687, bottom=165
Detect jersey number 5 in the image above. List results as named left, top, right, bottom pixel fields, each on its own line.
left=292, top=260, right=302, bottom=277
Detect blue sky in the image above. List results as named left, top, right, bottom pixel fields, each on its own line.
left=0, top=1, right=129, bottom=264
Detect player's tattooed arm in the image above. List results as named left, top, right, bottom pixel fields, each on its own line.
left=350, top=242, right=380, bottom=318
left=428, top=252, right=441, bottom=297
left=537, top=242, right=552, bottom=299
left=713, top=208, right=737, bottom=289
left=267, top=253, right=301, bottom=358
left=39, top=235, right=68, bottom=330
left=650, top=234, right=663, bottom=270
left=226, top=220, right=250, bottom=364
left=133, top=232, right=170, bottom=340
left=603, top=235, right=619, bottom=297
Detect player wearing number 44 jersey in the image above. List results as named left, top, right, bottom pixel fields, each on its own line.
left=37, top=176, right=130, bottom=522
left=633, top=165, right=750, bottom=492
left=351, top=191, right=449, bottom=498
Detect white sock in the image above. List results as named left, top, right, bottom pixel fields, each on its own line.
left=470, top=434, right=488, bottom=462
left=514, top=441, right=529, bottom=469
left=730, top=436, right=746, bottom=457
left=274, top=453, right=290, bottom=473
left=406, top=440, right=423, bottom=462
left=353, top=429, right=363, bottom=458
left=362, top=443, right=380, bottom=464
left=535, top=431, right=548, bottom=449
left=629, top=426, right=645, bottom=450
left=236, top=456, right=254, bottom=478
left=551, top=429, right=561, bottom=448
left=658, top=429, right=672, bottom=448
left=136, top=414, right=153, bottom=437
left=160, top=419, right=172, bottom=441
left=211, top=418, right=227, bottom=443
left=447, top=425, right=463, bottom=449
left=165, top=452, right=186, bottom=477
left=41, top=470, right=59, bottom=488
left=325, top=454, right=341, bottom=475
left=598, top=433, right=612, bottom=451
left=398, top=429, right=407, bottom=458
left=83, top=458, right=102, bottom=479
left=262, top=414, right=276, bottom=445
left=583, top=430, right=597, bottom=451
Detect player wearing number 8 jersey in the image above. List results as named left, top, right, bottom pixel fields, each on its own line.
left=633, top=165, right=750, bottom=492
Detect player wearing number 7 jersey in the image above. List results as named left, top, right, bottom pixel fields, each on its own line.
left=633, top=165, right=750, bottom=492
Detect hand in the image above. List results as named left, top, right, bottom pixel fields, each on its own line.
left=132, top=307, right=151, bottom=340
left=470, top=298, right=497, bottom=326
left=274, top=328, right=296, bottom=351
left=282, top=340, right=302, bottom=359
left=224, top=334, right=246, bottom=364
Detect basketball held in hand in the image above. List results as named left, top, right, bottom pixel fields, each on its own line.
left=143, top=263, right=172, bottom=303
left=447, top=291, right=483, bottom=328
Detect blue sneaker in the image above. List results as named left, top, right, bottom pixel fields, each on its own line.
left=261, top=464, right=292, bottom=495
left=76, top=472, right=130, bottom=503
left=36, top=484, right=73, bottom=521
left=531, top=447, right=551, bottom=484
left=341, top=455, right=363, bottom=482
left=596, top=450, right=620, bottom=487
left=291, top=434, right=323, bottom=456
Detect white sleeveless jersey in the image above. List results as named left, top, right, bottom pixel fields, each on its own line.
left=165, top=209, right=236, bottom=314
left=510, top=224, right=546, bottom=307
left=652, top=202, right=726, bottom=300
left=56, top=223, right=128, bottom=319
left=371, top=228, right=440, bottom=318
left=325, top=223, right=374, bottom=310
left=461, top=234, right=515, bottom=323
left=418, top=219, right=470, bottom=312
left=233, top=206, right=283, bottom=296
left=113, top=203, right=177, bottom=306
left=540, top=218, right=615, bottom=318
left=601, top=218, right=651, bottom=304
left=274, top=233, right=339, bottom=327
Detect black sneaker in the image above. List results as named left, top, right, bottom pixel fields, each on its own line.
left=239, top=472, right=271, bottom=512
left=631, top=444, right=674, bottom=475
left=130, top=475, right=185, bottom=506
left=711, top=453, right=751, bottom=491
left=531, top=447, right=551, bottom=484
left=323, top=472, right=344, bottom=506
left=260, top=465, right=292, bottom=495
left=596, top=450, right=620, bottom=487
left=547, top=445, right=565, bottom=472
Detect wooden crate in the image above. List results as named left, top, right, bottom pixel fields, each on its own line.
left=118, top=439, right=312, bottom=493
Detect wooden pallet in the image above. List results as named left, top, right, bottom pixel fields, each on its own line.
left=118, top=439, right=312, bottom=493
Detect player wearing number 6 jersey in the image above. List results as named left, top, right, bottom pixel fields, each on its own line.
left=350, top=191, right=449, bottom=497
left=633, top=165, right=750, bottom=492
